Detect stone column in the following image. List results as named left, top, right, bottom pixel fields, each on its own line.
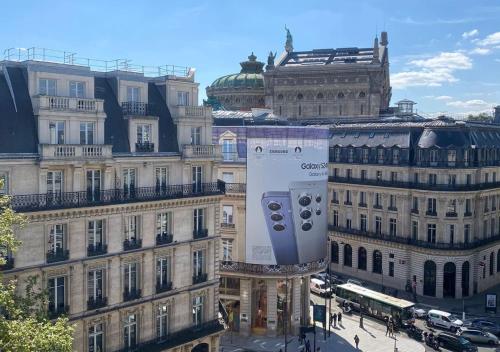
left=239, top=278, right=251, bottom=336
left=266, top=278, right=277, bottom=337
left=436, top=263, right=444, bottom=298
left=455, top=262, right=463, bottom=299
left=290, top=277, right=301, bottom=335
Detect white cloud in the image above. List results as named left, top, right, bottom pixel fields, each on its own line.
left=391, top=52, right=472, bottom=89
left=462, top=29, right=479, bottom=39
left=470, top=47, right=491, bottom=55
left=435, top=95, right=453, bottom=101
left=477, top=32, right=500, bottom=46
left=446, top=99, right=493, bottom=109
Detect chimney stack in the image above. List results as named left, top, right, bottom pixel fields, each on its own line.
left=380, top=31, right=388, bottom=46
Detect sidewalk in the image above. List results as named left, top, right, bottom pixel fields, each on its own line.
left=220, top=311, right=424, bottom=352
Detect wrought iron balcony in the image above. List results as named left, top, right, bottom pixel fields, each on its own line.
left=123, top=238, right=142, bottom=251
left=329, top=224, right=500, bottom=250
left=48, top=304, right=69, bottom=319
left=123, top=289, right=141, bottom=302
left=135, top=142, right=155, bottom=152
left=156, top=281, right=173, bottom=294
left=127, top=319, right=224, bottom=352
left=156, top=233, right=173, bottom=245
left=182, top=144, right=222, bottom=160
left=46, top=248, right=69, bottom=263
left=87, top=243, right=107, bottom=257
left=0, top=257, right=14, bottom=271
left=222, top=183, right=246, bottom=193
left=10, top=182, right=224, bottom=213
left=34, top=95, right=104, bottom=114
left=193, top=229, right=208, bottom=239
left=193, top=273, right=208, bottom=284
left=220, top=259, right=327, bottom=276
left=87, top=296, right=107, bottom=310
left=122, top=102, right=158, bottom=116
left=39, top=144, right=112, bottom=160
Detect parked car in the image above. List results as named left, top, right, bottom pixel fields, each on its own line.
left=310, top=278, right=332, bottom=297
left=410, top=306, right=427, bottom=319
left=312, top=272, right=330, bottom=284
left=427, top=309, right=464, bottom=332
left=436, top=332, right=478, bottom=352
left=346, top=278, right=363, bottom=287
left=465, top=319, right=500, bottom=337
left=458, top=327, right=499, bottom=345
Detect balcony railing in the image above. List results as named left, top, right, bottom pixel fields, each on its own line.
left=182, top=144, right=221, bottom=159
left=193, top=273, right=208, bottom=284
left=10, top=182, right=224, bottom=213
left=123, top=289, right=142, bottom=302
left=329, top=176, right=500, bottom=192
left=39, top=144, right=112, bottom=160
left=122, top=102, right=158, bottom=116
left=48, top=304, right=69, bottom=319
left=87, top=296, right=107, bottom=310
left=87, top=243, right=107, bottom=257
left=220, top=259, right=327, bottom=276
left=126, top=319, right=224, bottom=352
left=170, top=105, right=212, bottom=119
left=221, top=223, right=235, bottom=229
left=156, top=281, right=173, bottom=294
left=46, top=248, right=69, bottom=263
left=34, top=95, right=104, bottom=113
left=123, top=238, right=142, bottom=251
left=193, top=229, right=208, bottom=239
left=223, top=183, right=246, bottom=193
left=329, top=225, right=500, bottom=250
left=135, top=142, right=155, bottom=152
left=0, top=257, right=14, bottom=270
left=156, top=233, right=173, bottom=245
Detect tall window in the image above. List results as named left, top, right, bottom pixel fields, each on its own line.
left=156, top=212, right=171, bottom=236
left=389, top=262, right=394, bottom=277
left=392, top=149, right=400, bottom=164
left=362, top=149, right=369, bottom=163
left=361, top=169, right=367, bottom=180
left=87, top=269, right=103, bottom=302
left=447, top=199, right=457, bottom=214
left=156, top=257, right=171, bottom=289
left=39, top=78, right=56, bottom=95
left=331, top=242, right=339, bottom=263
left=192, top=166, right=203, bottom=192
left=412, top=197, right=419, bottom=212
left=448, top=174, right=456, bottom=186
left=447, top=150, right=456, bottom=166
left=157, top=305, right=169, bottom=341
left=126, top=87, right=140, bottom=102
left=411, top=221, right=418, bottom=241
left=427, top=224, right=436, bottom=243
left=125, top=216, right=140, bottom=242
left=360, top=214, right=367, bottom=231
left=447, top=224, right=455, bottom=244
left=358, top=247, right=367, bottom=270
left=359, top=191, right=366, bottom=205
left=123, top=314, right=137, bottom=349
left=48, top=276, right=65, bottom=314
left=69, top=81, right=85, bottom=98
left=345, top=190, right=351, bottom=204
left=389, top=195, right=396, bottom=209
left=343, top=244, right=352, bottom=267
left=375, top=216, right=382, bottom=235
left=124, top=263, right=138, bottom=295
left=389, top=218, right=397, bottom=236
left=333, top=210, right=338, bottom=227
left=155, top=167, right=168, bottom=192
left=86, top=170, right=101, bottom=201
left=122, top=168, right=136, bottom=195
left=193, top=208, right=205, bottom=233
left=177, top=91, right=189, bottom=106
left=48, top=224, right=65, bottom=254
left=49, top=121, right=65, bottom=144
left=345, top=215, right=352, bottom=229
left=373, top=250, right=383, bottom=274
left=429, top=150, right=438, bottom=164
left=190, top=127, right=201, bottom=145
left=223, top=205, right=233, bottom=224
left=428, top=174, right=437, bottom=185
left=332, top=191, right=338, bottom=203
left=222, top=139, right=237, bottom=161
left=47, top=171, right=63, bottom=195
left=374, top=193, right=381, bottom=207
left=465, top=199, right=472, bottom=214
left=192, top=296, right=204, bottom=326
left=464, top=224, right=470, bottom=244
left=377, top=149, right=384, bottom=163
left=80, top=122, right=95, bottom=144
left=88, top=220, right=104, bottom=249
left=136, top=124, right=152, bottom=144
left=193, top=250, right=205, bottom=278
left=390, top=171, right=398, bottom=182
left=222, top=239, right=233, bottom=261
left=88, top=323, right=104, bottom=352
left=427, top=198, right=437, bottom=214
left=376, top=171, right=382, bottom=181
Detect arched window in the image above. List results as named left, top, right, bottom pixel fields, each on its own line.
left=358, top=247, right=367, bottom=270
left=343, top=244, right=352, bottom=267
left=331, top=242, right=339, bottom=264
left=424, top=260, right=437, bottom=297
left=462, top=261, right=470, bottom=297
left=497, top=249, right=500, bottom=273
left=490, top=252, right=495, bottom=276
left=443, top=262, right=456, bottom=298
left=372, top=250, right=382, bottom=274
left=297, top=93, right=303, bottom=100
left=317, top=93, right=324, bottom=99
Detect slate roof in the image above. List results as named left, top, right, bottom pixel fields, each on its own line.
left=331, top=131, right=411, bottom=148
left=280, top=47, right=375, bottom=67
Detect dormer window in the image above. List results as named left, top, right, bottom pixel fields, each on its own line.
left=127, top=87, right=140, bottom=102
left=39, top=78, right=57, bottom=96
left=430, top=149, right=438, bottom=164
left=177, top=91, right=189, bottom=106
left=70, top=81, right=85, bottom=98
left=393, top=148, right=400, bottom=164
left=448, top=150, right=456, bottom=166
left=136, top=124, right=152, bottom=144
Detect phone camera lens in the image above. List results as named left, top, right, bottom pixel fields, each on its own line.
left=300, top=208, right=312, bottom=219
left=315, top=195, right=322, bottom=203
left=268, top=201, right=281, bottom=211
left=271, top=212, right=283, bottom=221
left=273, top=223, right=285, bottom=231
left=298, top=193, right=312, bottom=206
left=316, top=209, right=322, bottom=216
left=301, top=220, right=313, bottom=231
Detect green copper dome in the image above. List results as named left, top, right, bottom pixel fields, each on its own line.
left=209, top=53, right=265, bottom=90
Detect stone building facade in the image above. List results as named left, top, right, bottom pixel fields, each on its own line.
left=0, top=50, right=224, bottom=352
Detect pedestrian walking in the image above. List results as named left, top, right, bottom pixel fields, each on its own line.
left=305, top=339, right=311, bottom=352
left=385, top=318, right=390, bottom=336
left=354, top=334, right=360, bottom=349
left=338, top=311, right=342, bottom=325
left=329, top=312, right=334, bottom=327
left=333, top=312, right=337, bottom=327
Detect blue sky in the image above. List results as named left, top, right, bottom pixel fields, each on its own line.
left=1, top=0, right=499, bottom=116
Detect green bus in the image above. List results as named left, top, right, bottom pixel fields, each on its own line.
left=335, top=283, right=415, bottom=326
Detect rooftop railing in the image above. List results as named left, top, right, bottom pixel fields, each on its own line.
left=10, top=182, right=223, bottom=213
left=122, top=102, right=158, bottom=116
left=182, top=144, right=221, bottom=159
left=39, top=144, right=112, bottom=160
left=3, top=47, right=191, bottom=77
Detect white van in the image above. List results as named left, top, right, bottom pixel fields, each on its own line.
left=427, top=309, right=463, bottom=332
left=310, top=278, right=331, bottom=297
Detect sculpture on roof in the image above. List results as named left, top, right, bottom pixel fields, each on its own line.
left=267, top=51, right=276, bottom=68
left=285, top=26, right=293, bottom=53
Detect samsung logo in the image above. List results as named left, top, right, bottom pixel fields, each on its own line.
left=301, top=162, right=327, bottom=169
left=269, top=149, right=288, bottom=154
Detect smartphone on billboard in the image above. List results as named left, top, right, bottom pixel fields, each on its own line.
left=289, top=181, right=328, bottom=264
left=261, top=191, right=299, bottom=265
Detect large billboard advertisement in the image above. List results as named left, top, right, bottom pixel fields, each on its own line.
left=245, top=126, right=329, bottom=265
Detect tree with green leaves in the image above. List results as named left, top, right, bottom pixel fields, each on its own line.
left=0, top=180, right=74, bottom=352
left=467, top=112, right=492, bottom=122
